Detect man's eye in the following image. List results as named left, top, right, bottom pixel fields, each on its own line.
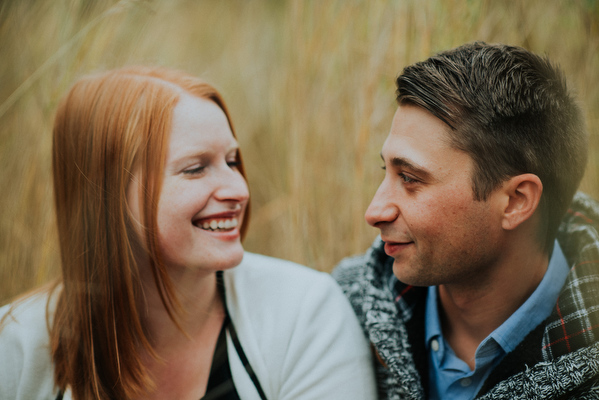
left=227, top=161, right=241, bottom=169
left=399, top=173, right=417, bottom=183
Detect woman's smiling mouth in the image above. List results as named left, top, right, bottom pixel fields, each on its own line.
left=193, top=216, right=239, bottom=232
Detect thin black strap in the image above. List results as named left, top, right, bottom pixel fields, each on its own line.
left=227, top=318, right=268, bottom=400
left=202, top=316, right=241, bottom=400
left=217, top=271, right=268, bottom=400
left=55, top=390, right=64, bottom=400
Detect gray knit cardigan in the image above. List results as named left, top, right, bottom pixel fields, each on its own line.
left=333, top=192, right=599, bottom=399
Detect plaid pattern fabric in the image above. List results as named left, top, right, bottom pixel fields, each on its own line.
left=333, top=192, right=599, bottom=399
left=545, top=193, right=599, bottom=359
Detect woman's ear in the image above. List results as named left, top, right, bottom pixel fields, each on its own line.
left=500, top=174, right=543, bottom=231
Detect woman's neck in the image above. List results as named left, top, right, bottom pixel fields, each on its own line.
left=138, top=266, right=225, bottom=349
left=134, top=267, right=227, bottom=400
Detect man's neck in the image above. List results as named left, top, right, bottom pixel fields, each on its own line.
left=437, top=245, right=549, bottom=369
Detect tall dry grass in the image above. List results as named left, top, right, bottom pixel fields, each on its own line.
left=1, top=0, right=598, bottom=304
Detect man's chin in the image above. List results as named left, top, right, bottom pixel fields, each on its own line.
left=392, top=260, right=433, bottom=287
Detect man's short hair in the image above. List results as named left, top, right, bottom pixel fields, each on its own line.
left=396, top=41, right=588, bottom=252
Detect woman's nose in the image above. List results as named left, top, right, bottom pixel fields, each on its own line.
left=214, top=168, right=250, bottom=203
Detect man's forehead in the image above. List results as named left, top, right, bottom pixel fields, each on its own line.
left=385, top=106, right=455, bottom=151
left=381, top=106, right=475, bottom=180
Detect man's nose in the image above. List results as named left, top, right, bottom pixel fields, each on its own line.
left=365, top=181, right=400, bottom=227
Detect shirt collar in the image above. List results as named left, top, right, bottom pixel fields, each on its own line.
left=425, top=283, right=442, bottom=349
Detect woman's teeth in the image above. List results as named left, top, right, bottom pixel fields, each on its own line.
left=200, top=218, right=238, bottom=231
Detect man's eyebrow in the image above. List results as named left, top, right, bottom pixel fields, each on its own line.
left=380, top=153, right=432, bottom=178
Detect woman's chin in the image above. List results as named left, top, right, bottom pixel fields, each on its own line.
left=218, top=248, right=245, bottom=271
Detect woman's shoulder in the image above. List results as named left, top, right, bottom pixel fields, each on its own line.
left=0, top=289, right=57, bottom=399
left=224, top=251, right=357, bottom=335
left=226, top=252, right=337, bottom=299
left=0, top=290, right=53, bottom=339
left=233, top=251, right=333, bottom=282
left=223, top=253, right=377, bottom=399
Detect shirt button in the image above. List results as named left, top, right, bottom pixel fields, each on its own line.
left=431, top=339, right=439, bottom=352
left=460, top=378, right=472, bottom=387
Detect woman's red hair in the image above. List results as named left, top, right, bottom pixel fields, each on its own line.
left=51, top=66, right=250, bottom=399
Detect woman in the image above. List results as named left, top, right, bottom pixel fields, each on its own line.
left=0, top=67, right=376, bottom=399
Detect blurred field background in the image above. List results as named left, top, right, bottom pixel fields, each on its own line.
left=1, top=0, right=598, bottom=304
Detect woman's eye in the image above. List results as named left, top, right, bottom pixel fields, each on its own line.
left=183, top=165, right=205, bottom=175
left=227, top=160, right=241, bottom=169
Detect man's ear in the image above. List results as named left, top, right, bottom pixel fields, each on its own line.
left=500, top=174, right=543, bottom=231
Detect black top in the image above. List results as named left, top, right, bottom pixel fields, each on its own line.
left=201, top=315, right=241, bottom=400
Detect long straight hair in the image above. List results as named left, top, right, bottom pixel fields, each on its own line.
left=51, top=66, right=250, bottom=399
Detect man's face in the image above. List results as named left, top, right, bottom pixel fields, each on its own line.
left=365, top=104, right=504, bottom=287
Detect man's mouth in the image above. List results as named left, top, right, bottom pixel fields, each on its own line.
left=382, top=239, right=414, bottom=257
left=194, top=217, right=239, bottom=232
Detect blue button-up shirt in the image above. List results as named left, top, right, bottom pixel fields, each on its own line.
left=424, top=240, right=569, bottom=399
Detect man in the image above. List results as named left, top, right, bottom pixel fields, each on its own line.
left=333, top=42, right=599, bottom=399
